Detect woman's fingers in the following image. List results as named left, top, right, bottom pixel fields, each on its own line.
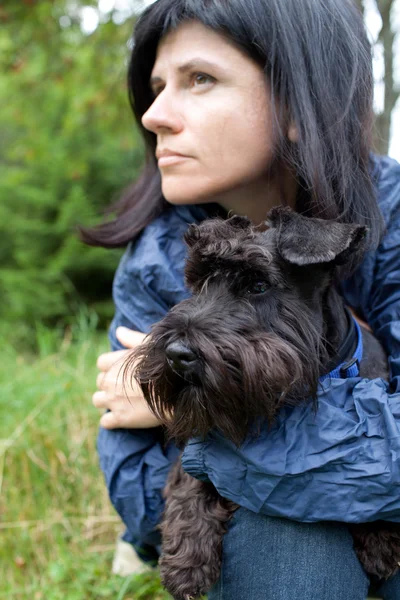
left=100, top=411, right=120, bottom=429
left=93, top=328, right=157, bottom=429
left=96, top=371, right=112, bottom=391
left=99, top=400, right=163, bottom=430
left=96, top=367, right=137, bottom=393
left=96, top=349, right=127, bottom=371
left=116, top=327, right=147, bottom=349
left=92, top=390, right=107, bottom=409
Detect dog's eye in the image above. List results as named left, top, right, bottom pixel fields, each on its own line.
left=247, top=281, right=269, bottom=295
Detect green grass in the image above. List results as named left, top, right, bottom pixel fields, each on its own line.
left=0, top=318, right=171, bottom=599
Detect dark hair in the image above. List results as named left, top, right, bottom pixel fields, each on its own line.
left=81, top=0, right=385, bottom=265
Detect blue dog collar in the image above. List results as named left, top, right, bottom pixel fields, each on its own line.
left=320, top=317, right=363, bottom=381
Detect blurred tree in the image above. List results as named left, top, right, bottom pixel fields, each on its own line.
left=0, top=0, right=145, bottom=329
left=356, top=0, right=399, bottom=155
left=1, top=0, right=398, bottom=333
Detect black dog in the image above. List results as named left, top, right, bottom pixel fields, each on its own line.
left=129, top=207, right=398, bottom=600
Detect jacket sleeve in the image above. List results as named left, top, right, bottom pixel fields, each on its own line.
left=183, top=164, right=400, bottom=524
left=97, top=240, right=181, bottom=549
left=364, top=199, right=400, bottom=388
left=97, top=307, right=180, bottom=548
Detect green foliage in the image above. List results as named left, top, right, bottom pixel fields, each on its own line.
left=0, top=322, right=171, bottom=599
left=0, top=0, right=145, bottom=331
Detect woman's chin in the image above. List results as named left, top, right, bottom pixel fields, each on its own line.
left=163, top=191, right=217, bottom=206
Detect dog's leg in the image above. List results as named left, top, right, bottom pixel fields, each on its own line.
left=350, top=523, right=400, bottom=579
left=159, top=458, right=238, bottom=600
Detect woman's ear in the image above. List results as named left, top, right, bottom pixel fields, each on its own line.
left=287, top=121, right=299, bottom=143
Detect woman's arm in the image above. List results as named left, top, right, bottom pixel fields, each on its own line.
left=95, top=211, right=191, bottom=548
left=96, top=308, right=180, bottom=548
left=183, top=376, right=400, bottom=523
left=343, top=155, right=400, bottom=385
left=95, top=318, right=178, bottom=547
left=363, top=207, right=400, bottom=387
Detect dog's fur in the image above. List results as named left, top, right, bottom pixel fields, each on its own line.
left=127, top=207, right=399, bottom=600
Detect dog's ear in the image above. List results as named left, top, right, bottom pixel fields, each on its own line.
left=184, top=223, right=201, bottom=248
left=267, top=206, right=367, bottom=266
left=225, top=214, right=252, bottom=230
left=184, top=215, right=252, bottom=248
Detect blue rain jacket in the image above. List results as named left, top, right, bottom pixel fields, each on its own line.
left=98, top=154, right=400, bottom=552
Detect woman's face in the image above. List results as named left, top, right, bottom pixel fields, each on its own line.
left=141, top=20, right=281, bottom=215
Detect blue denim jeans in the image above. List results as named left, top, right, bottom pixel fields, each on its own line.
left=208, top=508, right=400, bottom=600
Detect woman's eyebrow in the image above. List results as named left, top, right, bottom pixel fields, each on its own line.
left=150, top=58, right=224, bottom=89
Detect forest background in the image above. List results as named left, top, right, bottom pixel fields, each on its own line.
left=0, top=0, right=399, bottom=599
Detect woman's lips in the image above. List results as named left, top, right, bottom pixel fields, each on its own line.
left=158, top=155, right=191, bottom=167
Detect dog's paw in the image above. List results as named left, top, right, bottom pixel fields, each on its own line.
left=351, top=525, right=400, bottom=579
left=160, top=558, right=219, bottom=600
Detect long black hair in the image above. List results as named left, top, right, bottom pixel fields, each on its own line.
left=81, top=0, right=385, bottom=263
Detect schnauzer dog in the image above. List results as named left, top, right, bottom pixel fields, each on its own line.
left=128, top=206, right=398, bottom=600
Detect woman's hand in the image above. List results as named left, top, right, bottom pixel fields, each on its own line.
left=92, top=327, right=163, bottom=430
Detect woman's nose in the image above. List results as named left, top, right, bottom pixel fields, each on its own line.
left=141, top=90, right=183, bottom=134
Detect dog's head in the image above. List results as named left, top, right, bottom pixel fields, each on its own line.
left=127, top=207, right=366, bottom=446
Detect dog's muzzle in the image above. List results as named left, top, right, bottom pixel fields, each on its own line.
left=165, top=341, right=201, bottom=383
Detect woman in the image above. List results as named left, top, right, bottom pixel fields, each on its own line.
left=83, top=0, right=400, bottom=598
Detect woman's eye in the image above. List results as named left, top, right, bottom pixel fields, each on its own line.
left=192, top=72, right=214, bottom=89
left=150, top=72, right=214, bottom=98
left=247, top=281, right=269, bottom=295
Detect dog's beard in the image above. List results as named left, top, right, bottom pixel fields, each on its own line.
left=127, top=324, right=321, bottom=447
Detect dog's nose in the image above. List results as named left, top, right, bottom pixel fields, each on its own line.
left=166, top=341, right=197, bottom=372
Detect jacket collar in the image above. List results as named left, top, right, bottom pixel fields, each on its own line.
left=320, top=311, right=363, bottom=381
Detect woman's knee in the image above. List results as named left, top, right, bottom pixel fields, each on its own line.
left=374, top=571, right=400, bottom=600
left=209, top=508, right=370, bottom=600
